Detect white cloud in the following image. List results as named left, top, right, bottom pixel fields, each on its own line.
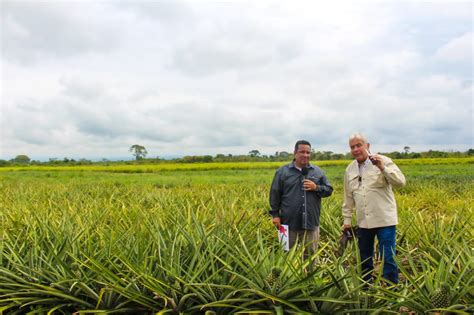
left=1, top=1, right=472, bottom=160
left=415, top=75, right=466, bottom=95
left=435, top=32, right=473, bottom=63
left=1, top=1, right=124, bottom=64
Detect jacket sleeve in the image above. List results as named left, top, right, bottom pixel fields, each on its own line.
left=269, top=169, right=283, bottom=218
left=382, top=157, right=406, bottom=189
left=342, top=171, right=355, bottom=226
left=315, top=172, right=333, bottom=198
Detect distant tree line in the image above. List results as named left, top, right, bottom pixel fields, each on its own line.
left=172, top=148, right=474, bottom=163
left=1, top=148, right=473, bottom=167
left=0, top=156, right=95, bottom=167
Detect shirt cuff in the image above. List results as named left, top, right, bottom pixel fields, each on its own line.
left=269, top=209, right=280, bottom=217
left=343, top=217, right=352, bottom=226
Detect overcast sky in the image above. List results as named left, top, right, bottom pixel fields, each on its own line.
left=1, top=1, right=472, bottom=160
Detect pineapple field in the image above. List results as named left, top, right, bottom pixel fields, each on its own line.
left=0, top=159, right=473, bottom=314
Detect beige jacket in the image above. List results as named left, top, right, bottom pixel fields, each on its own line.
left=342, top=155, right=406, bottom=229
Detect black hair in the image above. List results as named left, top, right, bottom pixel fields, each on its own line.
left=294, top=140, right=311, bottom=152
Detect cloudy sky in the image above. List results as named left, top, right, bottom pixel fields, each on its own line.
left=1, top=1, right=472, bottom=160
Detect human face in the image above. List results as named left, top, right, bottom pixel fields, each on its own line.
left=294, top=144, right=311, bottom=168
left=349, top=138, right=370, bottom=163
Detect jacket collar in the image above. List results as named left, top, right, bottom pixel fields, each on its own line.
left=290, top=161, right=314, bottom=170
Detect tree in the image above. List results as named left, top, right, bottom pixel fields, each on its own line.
left=11, top=155, right=31, bottom=164
left=248, top=150, right=261, bottom=157
left=403, top=146, right=411, bottom=154
left=274, top=151, right=290, bottom=158
left=129, top=144, right=147, bottom=160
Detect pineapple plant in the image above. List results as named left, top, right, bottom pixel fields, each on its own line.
left=360, top=288, right=375, bottom=309
left=210, top=277, right=224, bottom=298
left=211, top=285, right=224, bottom=298
left=430, top=283, right=450, bottom=309
left=265, top=267, right=283, bottom=292
left=1, top=159, right=472, bottom=313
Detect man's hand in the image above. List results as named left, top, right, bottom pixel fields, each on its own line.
left=303, top=179, right=317, bottom=191
left=272, top=217, right=281, bottom=229
left=369, top=154, right=385, bottom=171
left=341, top=224, right=352, bottom=241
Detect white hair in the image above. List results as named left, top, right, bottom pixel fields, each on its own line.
left=349, top=132, right=368, bottom=143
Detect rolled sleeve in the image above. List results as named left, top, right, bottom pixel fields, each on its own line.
left=382, top=158, right=406, bottom=189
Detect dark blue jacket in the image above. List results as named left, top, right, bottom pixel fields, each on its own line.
left=269, top=162, right=333, bottom=230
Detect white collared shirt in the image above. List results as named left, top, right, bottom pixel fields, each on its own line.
left=358, top=158, right=371, bottom=178
left=342, top=155, right=406, bottom=229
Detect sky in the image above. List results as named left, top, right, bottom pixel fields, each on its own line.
left=1, top=0, right=473, bottom=161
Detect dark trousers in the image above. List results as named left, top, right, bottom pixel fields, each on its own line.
left=358, top=225, right=398, bottom=284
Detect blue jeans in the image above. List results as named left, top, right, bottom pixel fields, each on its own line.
left=357, top=225, right=398, bottom=284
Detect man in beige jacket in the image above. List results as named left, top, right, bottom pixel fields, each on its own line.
left=342, top=133, right=406, bottom=284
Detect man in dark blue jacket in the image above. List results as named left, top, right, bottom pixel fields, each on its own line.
left=269, top=140, right=333, bottom=256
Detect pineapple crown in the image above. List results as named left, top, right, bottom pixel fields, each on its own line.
left=270, top=267, right=282, bottom=277
left=440, top=282, right=450, bottom=292
left=213, top=275, right=223, bottom=284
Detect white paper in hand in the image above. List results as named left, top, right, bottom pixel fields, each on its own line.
left=278, top=224, right=289, bottom=251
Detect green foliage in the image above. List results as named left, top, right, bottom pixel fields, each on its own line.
left=0, top=162, right=472, bottom=313
left=248, top=150, right=261, bottom=157
left=129, top=144, right=148, bottom=160
left=10, top=154, right=31, bottom=164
